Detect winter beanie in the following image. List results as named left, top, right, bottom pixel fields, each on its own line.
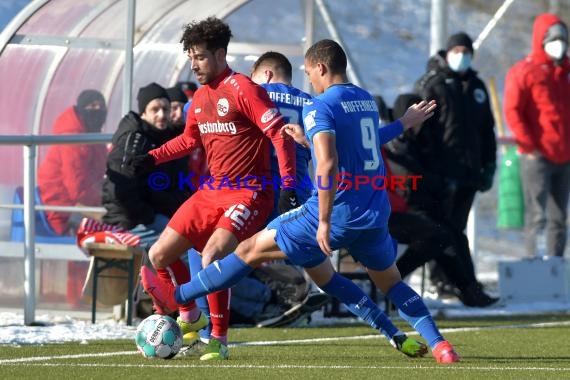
left=543, top=23, right=568, bottom=45
left=446, top=32, right=474, bottom=54
left=137, top=82, right=169, bottom=113
left=166, top=86, right=188, bottom=104
left=391, top=93, right=423, bottom=121
left=77, top=89, right=105, bottom=109
left=177, top=81, right=198, bottom=98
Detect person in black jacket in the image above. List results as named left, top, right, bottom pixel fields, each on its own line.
left=391, top=32, right=497, bottom=300
left=102, top=82, right=191, bottom=248
left=385, top=94, right=497, bottom=307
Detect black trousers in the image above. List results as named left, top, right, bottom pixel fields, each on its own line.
left=425, top=186, right=478, bottom=288
left=389, top=206, right=477, bottom=291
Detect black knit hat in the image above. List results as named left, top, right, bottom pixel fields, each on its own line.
left=446, top=32, right=474, bottom=54
left=76, top=89, right=105, bottom=109
left=166, top=86, right=188, bottom=104
left=543, top=23, right=568, bottom=45
left=391, top=93, right=423, bottom=121
left=177, top=81, right=198, bottom=98
left=373, top=95, right=391, bottom=122
left=137, top=82, right=169, bottom=113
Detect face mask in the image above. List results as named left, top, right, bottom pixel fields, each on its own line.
left=79, top=108, right=107, bottom=132
left=544, top=40, right=567, bottom=61
left=447, top=52, right=472, bottom=73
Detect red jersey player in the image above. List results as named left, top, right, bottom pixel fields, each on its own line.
left=124, top=17, right=297, bottom=360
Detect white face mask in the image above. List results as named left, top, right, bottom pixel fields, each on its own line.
left=544, top=40, right=567, bottom=61
left=447, top=52, right=472, bottom=73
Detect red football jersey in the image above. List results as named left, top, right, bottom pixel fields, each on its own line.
left=150, top=67, right=295, bottom=189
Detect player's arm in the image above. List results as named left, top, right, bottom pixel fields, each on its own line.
left=122, top=109, right=201, bottom=176
left=312, top=131, right=337, bottom=255
left=233, top=75, right=298, bottom=211
left=281, top=123, right=310, bottom=148
left=263, top=118, right=296, bottom=188
left=262, top=115, right=299, bottom=213
left=149, top=107, right=202, bottom=164
left=379, top=100, right=436, bottom=145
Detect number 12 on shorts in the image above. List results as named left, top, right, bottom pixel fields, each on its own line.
left=225, top=204, right=252, bottom=230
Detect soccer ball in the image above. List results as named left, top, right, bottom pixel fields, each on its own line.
left=135, top=314, right=183, bottom=359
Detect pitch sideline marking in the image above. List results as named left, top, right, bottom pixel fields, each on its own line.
left=3, top=362, right=570, bottom=372
left=1, top=320, right=569, bottom=366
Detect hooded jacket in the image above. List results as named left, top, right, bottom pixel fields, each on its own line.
left=102, top=112, right=191, bottom=229
left=413, top=50, right=496, bottom=187
left=504, top=13, right=570, bottom=163
left=37, top=106, right=107, bottom=235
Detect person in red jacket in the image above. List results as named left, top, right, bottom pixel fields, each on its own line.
left=37, top=89, right=108, bottom=308
left=38, top=89, right=108, bottom=236
left=504, top=13, right=570, bottom=257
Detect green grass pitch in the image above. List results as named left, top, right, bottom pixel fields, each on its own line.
left=1, top=315, right=569, bottom=380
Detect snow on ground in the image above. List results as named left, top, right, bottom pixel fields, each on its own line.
left=0, top=310, right=135, bottom=346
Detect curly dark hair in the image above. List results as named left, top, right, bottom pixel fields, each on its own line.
left=180, top=16, right=233, bottom=54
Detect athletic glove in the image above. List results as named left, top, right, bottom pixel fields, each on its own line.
left=477, top=162, right=496, bottom=192
left=121, top=153, right=155, bottom=177
left=278, top=189, right=299, bottom=214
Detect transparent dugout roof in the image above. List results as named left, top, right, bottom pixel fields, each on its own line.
left=0, top=0, right=309, bottom=187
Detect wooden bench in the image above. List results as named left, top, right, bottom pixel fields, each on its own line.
left=83, top=243, right=144, bottom=326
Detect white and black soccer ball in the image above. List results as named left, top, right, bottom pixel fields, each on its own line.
left=135, top=314, right=183, bottom=359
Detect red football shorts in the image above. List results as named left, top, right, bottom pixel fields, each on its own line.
left=167, top=188, right=273, bottom=251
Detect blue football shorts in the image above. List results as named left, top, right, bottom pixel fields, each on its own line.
left=266, top=204, right=397, bottom=270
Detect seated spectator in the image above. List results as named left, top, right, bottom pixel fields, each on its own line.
left=166, top=86, right=188, bottom=133
left=37, top=89, right=108, bottom=307
left=38, top=89, right=108, bottom=236
left=106, top=83, right=212, bottom=346
left=102, top=82, right=191, bottom=249
left=176, top=81, right=198, bottom=101
left=373, top=94, right=391, bottom=125
left=384, top=93, right=497, bottom=307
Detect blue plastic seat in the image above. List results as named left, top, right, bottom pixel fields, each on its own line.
left=10, top=186, right=76, bottom=244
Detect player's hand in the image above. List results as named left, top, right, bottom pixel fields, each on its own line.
left=278, top=189, right=299, bottom=213
left=400, top=100, right=437, bottom=131
left=281, top=123, right=310, bottom=148
left=121, top=153, right=155, bottom=177
left=316, top=222, right=332, bottom=256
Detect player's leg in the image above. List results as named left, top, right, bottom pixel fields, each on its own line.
left=352, top=227, right=459, bottom=363
left=146, top=226, right=207, bottom=333
left=176, top=202, right=311, bottom=303
left=187, top=249, right=212, bottom=345
left=144, top=192, right=219, bottom=334
left=266, top=208, right=427, bottom=357
left=372, top=265, right=459, bottom=363
left=174, top=249, right=212, bottom=356
left=180, top=228, right=285, bottom=361
left=176, top=227, right=287, bottom=303
left=196, top=188, right=275, bottom=361
left=303, top=259, right=426, bottom=357
left=197, top=227, right=238, bottom=357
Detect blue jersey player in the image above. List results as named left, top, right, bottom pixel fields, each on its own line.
left=174, top=40, right=459, bottom=363
left=250, top=51, right=313, bottom=221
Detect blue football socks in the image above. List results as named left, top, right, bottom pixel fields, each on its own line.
left=188, top=249, right=212, bottom=340
left=176, top=253, right=253, bottom=304
left=387, top=281, right=444, bottom=348
left=320, top=272, right=399, bottom=340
